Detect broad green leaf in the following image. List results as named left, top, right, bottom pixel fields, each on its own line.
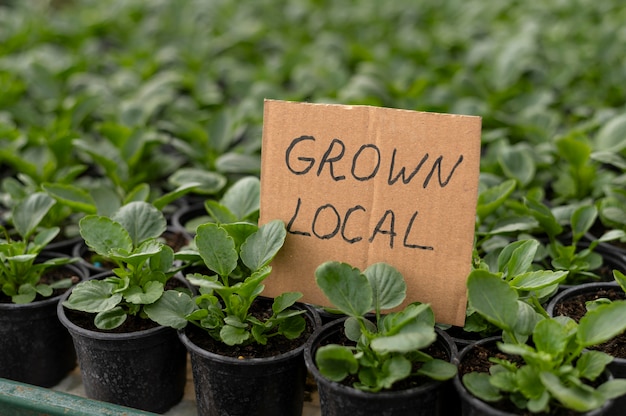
left=571, top=205, right=597, bottom=243
left=152, top=183, right=203, bottom=211
left=371, top=330, right=436, bottom=354
left=42, top=183, right=97, bottom=214
left=94, top=306, right=127, bottom=330
left=524, top=198, right=562, bottom=238
left=578, top=300, right=626, bottom=347
left=556, top=135, right=591, bottom=168
left=363, top=262, right=406, bottom=311
left=315, top=261, right=372, bottom=317
left=123, top=280, right=164, bottom=305
left=416, top=359, right=457, bottom=381
left=215, top=153, right=261, bottom=174
left=204, top=200, right=238, bottom=224
left=513, top=301, right=542, bottom=337
left=272, top=292, right=303, bottom=314
left=498, top=239, right=539, bottom=277
left=540, top=372, right=603, bottom=412
left=220, top=324, right=250, bottom=346
left=168, top=167, right=227, bottom=195
left=12, top=192, right=55, bottom=239
left=240, top=219, right=286, bottom=271
left=476, top=179, right=516, bottom=220
left=79, top=215, right=133, bottom=256
left=195, top=223, right=237, bottom=277
left=533, top=318, right=570, bottom=357
left=221, top=222, right=258, bottom=251
left=112, top=201, right=166, bottom=247
left=315, top=344, right=358, bottom=382
left=277, top=314, right=306, bottom=339
left=498, top=145, right=535, bottom=187
left=62, top=280, right=122, bottom=313
left=517, top=365, right=545, bottom=400
left=595, top=113, right=626, bottom=153
left=597, top=379, right=626, bottom=400
left=123, top=183, right=150, bottom=204
left=377, top=355, right=412, bottom=390
left=467, top=269, right=518, bottom=332
left=509, top=270, right=568, bottom=290
left=220, top=176, right=260, bottom=220
left=576, top=351, right=613, bottom=381
left=463, top=372, right=502, bottom=402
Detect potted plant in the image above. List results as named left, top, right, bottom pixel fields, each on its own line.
left=447, top=238, right=568, bottom=348
left=145, top=218, right=320, bottom=416
left=0, top=192, right=84, bottom=387
left=303, top=260, right=458, bottom=416
left=57, top=201, right=190, bottom=413
left=456, top=268, right=626, bottom=415
left=547, top=270, right=626, bottom=416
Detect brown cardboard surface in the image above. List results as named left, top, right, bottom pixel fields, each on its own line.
left=259, top=99, right=481, bottom=326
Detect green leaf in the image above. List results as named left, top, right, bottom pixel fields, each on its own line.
left=240, top=219, right=286, bottom=271
left=315, top=261, right=372, bottom=317
left=94, top=306, right=127, bottom=330
left=204, top=200, right=238, bottom=224
left=79, top=215, right=133, bottom=256
left=315, top=344, right=358, bottom=382
left=220, top=324, right=249, bottom=346
left=12, top=192, right=55, bottom=240
left=540, top=372, right=604, bottom=412
left=595, top=113, right=626, bottom=153
left=509, top=270, right=568, bottom=290
left=123, top=280, right=164, bottom=305
left=112, top=201, right=166, bottom=247
left=42, top=183, right=97, bottom=214
left=363, top=262, right=406, bottom=311
left=220, top=176, right=260, bottom=221
left=371, top=330, right=436, bottom=354
left=144, top=290, right=196, bottom=329
left=498, top=145, right=535, bottom=187
left=62, top=280, right=122, bottom=313
left=416, top=359, right=457, bottom=381
left=571, top=205, right=597, bottom=243
left=467, top=269, right=518, bottom=332
left=463, top=372, right=502, bottom=402
left=578, top=300, right=626, bottom=347
left=576, top=351, right=613, bottom=381
left=195, top=223, right=237, bottom=278
left=272, top=292, right=303, bottom=314
left=476, top=179, right=516, bottom=220
left=597, top=379, right=626, bottom=400
left=168, top=167, right=227, bottom=195
left=614, top=270, right=626, bottom=294
left=533, top=318, right=571, bottom=357
left=498, top=239, right=539, bottom=278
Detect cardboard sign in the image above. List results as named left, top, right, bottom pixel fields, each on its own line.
left=259, top=99, right=481, bottom=326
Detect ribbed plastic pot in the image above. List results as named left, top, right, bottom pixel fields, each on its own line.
left=56, top=278, right=188, bottom=414
left=0, top=260, right=85, bottom=387
left=453, top=336, right=614, bottom=416
left=547, top=282, right=626, bottom=416
left=304, top=318, right=458, bottom=416
left=179, top=302, right=321, bottom=416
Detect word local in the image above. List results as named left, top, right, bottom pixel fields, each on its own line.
left=286, top=197, right=434, bottom=250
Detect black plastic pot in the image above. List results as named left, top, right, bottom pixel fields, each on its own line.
left=304, top=318, right=458, bottom=416
left=179, top=302, right=321, bottom=416
left=0, top=260, right=86, bottom=387
left=453, top=336, right=614, bottom=416
left=547, top=282, right=626, bottom=416
left=56, top=277, right=188, bottom=414
left=169, top=201, right=209, bottom=238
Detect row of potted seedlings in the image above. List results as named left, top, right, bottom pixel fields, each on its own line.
left=2, top=172, right=626, bottom=415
